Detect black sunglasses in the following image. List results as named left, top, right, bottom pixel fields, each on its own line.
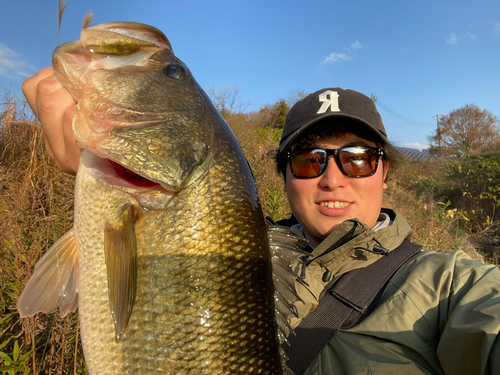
left=287, top=146, right=384, bottom=179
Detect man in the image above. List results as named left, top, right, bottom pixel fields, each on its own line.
left=23, top=71, right=500, bottom=374
left=273, top=88, right=500, bottom=374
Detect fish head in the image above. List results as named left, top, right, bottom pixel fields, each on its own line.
left=53, top=21, right=216, bottom=199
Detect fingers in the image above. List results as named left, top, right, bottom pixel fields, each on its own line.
left=22, top=67, right=56, bottom=117
left=58, top=105, right=81, bottom=174
left=22, top=67, right=81, bottom=174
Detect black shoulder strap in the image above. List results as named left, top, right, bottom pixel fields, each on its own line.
left=283, top=240, right=422, bottom=375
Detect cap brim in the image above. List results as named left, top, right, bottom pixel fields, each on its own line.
left=279, top=113, right=388, bottom=152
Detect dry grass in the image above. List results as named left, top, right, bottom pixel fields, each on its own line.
left=0, top=94, right=85, bottom=374
left=0, top=92, right=497, bottom=373
left=224, top=112, right=291, bottom=221
left=383, top=158, right=486, bottom=262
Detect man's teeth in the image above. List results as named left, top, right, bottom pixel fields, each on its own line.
left=320, top=201, right=349, bottom=208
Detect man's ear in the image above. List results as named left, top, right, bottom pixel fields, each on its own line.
left=283, top=183, right=287, bottom=192
left=382, top=161, right=390, bottom=190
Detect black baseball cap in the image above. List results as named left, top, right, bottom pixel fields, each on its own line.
left=279, top=88, right=388, bottom=152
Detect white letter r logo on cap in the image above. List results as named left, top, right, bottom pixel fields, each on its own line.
left=317, top=90, right=340, bottom=114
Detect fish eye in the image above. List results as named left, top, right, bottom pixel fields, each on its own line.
left=163, top=63, right=188, bottom=80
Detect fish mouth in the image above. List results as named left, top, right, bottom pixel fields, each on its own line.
left=91, top=155, right=164, bottom=192
left=83, top=150, right=176, bottom=210
left=83, top=151, right=176, bottom=209
left=106, top=159, right=161, bottom=189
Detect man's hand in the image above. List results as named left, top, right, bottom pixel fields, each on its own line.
left=22, top=67, right=80, bottom=174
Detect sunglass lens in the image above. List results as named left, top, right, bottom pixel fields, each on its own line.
left=291, top=149, right=327, bottom=177
left=339, top=148, right=377, bottom=176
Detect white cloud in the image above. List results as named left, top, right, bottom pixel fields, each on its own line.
left=445, top=32, right=477, bottom=45
left=404, top=142, right=429, bottom=149
left=322, top=53, right=351, bottom=64
left=466, top=32, right=478, bottom=40
left=350, top=41, right=362, bottom=50
left=0, top=43, right=36, bottom=79
left=445, top=33, right=458, bottom=45
left=321, top=41, right=361, bottom=65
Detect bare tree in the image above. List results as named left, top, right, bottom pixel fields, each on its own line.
left=427, top=104, right=500, bottom=156
left=205, top=83, right=252, bottom=117
left=285, top=89, right=307, bottom=107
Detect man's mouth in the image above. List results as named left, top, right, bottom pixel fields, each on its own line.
left=320, top=201, right=350, bottom=209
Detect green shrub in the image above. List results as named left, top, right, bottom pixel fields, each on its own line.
left=442, top=154, right=500, bottom=232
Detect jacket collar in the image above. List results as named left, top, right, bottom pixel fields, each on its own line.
left=299, top=209, right=413, bottom=287
left=290, top=209, right=413, bottom=328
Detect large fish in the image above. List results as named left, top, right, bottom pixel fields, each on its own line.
left=17, top=21, right=305, bottom=374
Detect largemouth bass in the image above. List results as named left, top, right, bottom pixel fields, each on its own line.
left=18, top=21, right=304, bottom=374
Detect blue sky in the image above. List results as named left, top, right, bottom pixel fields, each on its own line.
left=1, top=0, right=499, bottom=149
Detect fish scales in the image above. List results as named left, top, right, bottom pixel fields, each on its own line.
left=76, top=126, right=279, bottom=373
left=18, top=21, right=284, bottom=374
left=75, top=64, right=280, bottom=375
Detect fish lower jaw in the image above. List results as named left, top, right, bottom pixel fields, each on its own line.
left=320, top=201, right=350, bottom=209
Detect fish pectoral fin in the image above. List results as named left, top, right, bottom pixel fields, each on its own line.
left=104, top=204, right=138, bottom=343
left=17, top=228, right=79, bottom=318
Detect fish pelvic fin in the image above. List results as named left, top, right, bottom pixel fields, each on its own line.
left=104, top=204, right=138, bottom=343
left=17, top=228, right=79, bottom=318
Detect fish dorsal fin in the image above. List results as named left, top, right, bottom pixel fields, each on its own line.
left=268, top=225, right=310, bottom=342
left=104, top=204, right=138, bottom=343
left=17, top=228, right=79, bottom=318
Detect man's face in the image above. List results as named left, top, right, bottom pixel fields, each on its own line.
left=285, top=133, right=389, bottom=247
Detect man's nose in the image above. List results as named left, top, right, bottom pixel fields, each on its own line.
left=318, top=155, right=347, bottom=189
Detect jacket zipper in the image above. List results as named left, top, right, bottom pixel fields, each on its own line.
left=305, top=221, right=361, bottom=266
